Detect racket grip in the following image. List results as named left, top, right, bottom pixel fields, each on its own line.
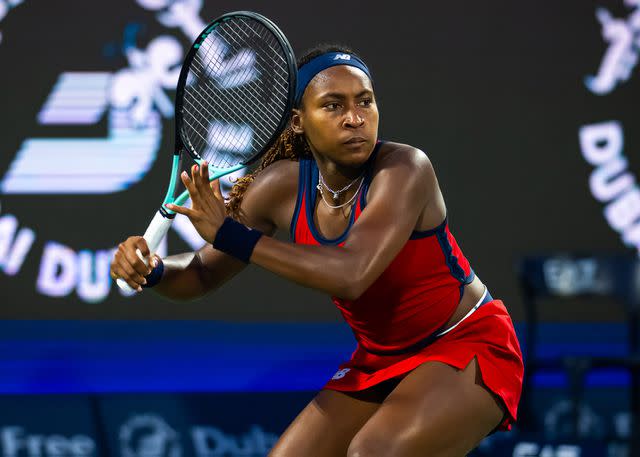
left=116, top=277, right=136, bottom=293
left=142, top=210, right=173, bottom=254
left=116, top=210, right=174, bottom=293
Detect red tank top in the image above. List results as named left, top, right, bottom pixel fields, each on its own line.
left=290, top=142, right=475, bottom=354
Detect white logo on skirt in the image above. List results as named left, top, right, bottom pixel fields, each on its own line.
left=332, top=368, right=351, bottom=380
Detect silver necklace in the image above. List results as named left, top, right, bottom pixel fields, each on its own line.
left=317, top=175, right=365, bottom=209
left=317, top=170, right=364, bottom=200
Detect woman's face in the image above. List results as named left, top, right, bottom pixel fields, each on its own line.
left=292, top=65, right=379, bottom=168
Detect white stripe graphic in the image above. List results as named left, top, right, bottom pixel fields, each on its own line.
left=2, top=72, right=162, bottom=194
left=37, top=72, right=111, bottom=125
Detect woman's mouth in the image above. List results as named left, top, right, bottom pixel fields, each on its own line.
left=344, top=137, right=367, bottom=144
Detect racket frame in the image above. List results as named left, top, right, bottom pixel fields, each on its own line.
left=162, top=10, right=297, bottom=216
left=116, top=11, right=296, bottom=292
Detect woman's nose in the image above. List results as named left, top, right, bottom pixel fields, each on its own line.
left=344, top=109, right=364, bottom=128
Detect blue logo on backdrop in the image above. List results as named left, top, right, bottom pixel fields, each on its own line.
left=579, top=0, right=640, bottom=256
left=0, top=0, right=24, bottom=47
left=100, top=393, right=308, bottom=457
left=120, top=414, right=181, bottom=457
left=0, top=395, right=99, bottom=457
left=0, top=0, right=256, bottom=303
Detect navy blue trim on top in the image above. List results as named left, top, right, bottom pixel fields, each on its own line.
left=298, top=142, right=384, bottom=245
left=289, top=157, right=307, bottom=241
left=357, top=142, right=446, bottom=241
left=306, top=157, right=358, bottom=245
left=436, top=227, right=474, bottom=286
left=467, top=268, right=476, bottom=284
left=409, top=217, right=448, bottom=239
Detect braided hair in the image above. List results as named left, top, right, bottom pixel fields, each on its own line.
left=226, top=44, right=364, bottom=218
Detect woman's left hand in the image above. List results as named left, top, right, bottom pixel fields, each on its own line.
left=166, top=162, right=226, bottom=244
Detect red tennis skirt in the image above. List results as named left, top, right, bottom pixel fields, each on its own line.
left=323, top=299, right=523, bottom=431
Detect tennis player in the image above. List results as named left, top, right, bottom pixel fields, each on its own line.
left=111, top=44, right=523, bottom=457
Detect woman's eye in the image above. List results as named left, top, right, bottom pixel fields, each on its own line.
left=324, top=103, right=339, bottom=110
left=359, top=99, right=372, bottom=107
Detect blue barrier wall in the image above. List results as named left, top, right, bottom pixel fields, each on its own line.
left=0, top=321, right=635, bottom=456
left=0, top=321, right=633, bottom=393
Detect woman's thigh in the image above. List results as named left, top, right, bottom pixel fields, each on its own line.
left=268, top=387, right=383, bottom=457
left=348, top=358, right=505, bottom=457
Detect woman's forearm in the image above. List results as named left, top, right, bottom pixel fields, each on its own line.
left=153, top=249, right=246, bottom=301
left=250, top=236, right=370, bottom=300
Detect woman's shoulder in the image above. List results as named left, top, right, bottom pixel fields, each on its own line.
left=366, top=142, right=443, bottom=223
left=240, top=159, right=300, bottom=207
left=374, top=141, right=433, bottom=173
left=238, top=158, right=300, bottom=229
left=249, top=158, right=299, bottom=194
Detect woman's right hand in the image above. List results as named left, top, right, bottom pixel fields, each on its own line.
left=110, top=236, right=159, bottom=292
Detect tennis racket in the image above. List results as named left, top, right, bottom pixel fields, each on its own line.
left=116, top=11, right=297, bottom=292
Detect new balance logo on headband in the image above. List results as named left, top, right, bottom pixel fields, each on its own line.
left=295, top=52, right=371, bottom=106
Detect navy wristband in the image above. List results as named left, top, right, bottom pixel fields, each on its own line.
left=213, top=217, right=263, bottom=263
left=141, top=258, right=164, bottom=288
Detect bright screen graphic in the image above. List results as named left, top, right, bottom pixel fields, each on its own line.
left=0, top=0, right=638, bottom=320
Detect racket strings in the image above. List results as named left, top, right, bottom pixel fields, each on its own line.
left=199, top=23, right=288, bottom=145
left=180, top=16, right=291, bottom=169
left=185, top=62, right=275, bottom=147
left=219, top=20, right=290, bottom=103
left=189, top=46, right=275, bottom=131
left=182, top=80, right=272, bottom=167
left=223, top=23, right=290, bottom=94
left=189, top=33, right=286, bottom=145
left=185, top=53, right=281, bottom=166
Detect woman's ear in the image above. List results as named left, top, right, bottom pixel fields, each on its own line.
left=290, top=109, right=304, bottom=134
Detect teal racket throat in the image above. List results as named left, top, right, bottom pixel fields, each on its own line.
left=115, top=11, right=296, bottom=293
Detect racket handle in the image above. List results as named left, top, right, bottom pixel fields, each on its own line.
left=116, top=278, right=134, bottom=292
left=116, top=210, right=174, bottom=293
left=142, top=210, right=174, bottom=253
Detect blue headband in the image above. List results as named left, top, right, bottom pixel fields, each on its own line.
left=294, top=52, right=372, bottom=106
